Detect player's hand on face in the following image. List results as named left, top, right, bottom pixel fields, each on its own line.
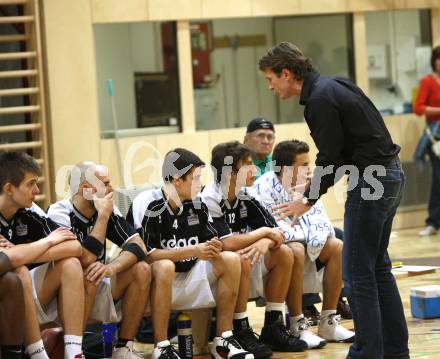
left=84, top=261, right=113, bottom=285
left=0, top=235, right=14, bottom=248
left=93, top=192, right=114, bottom=217
left=45, top=227, right=77, bottom=246
left=267, top=228, right=284, bottom=248
left=238, top=238, right=271, bottom=265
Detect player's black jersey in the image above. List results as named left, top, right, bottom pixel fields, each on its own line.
left=127, top=187, right=231, bottom=272
left=47, top=199, right=137, bottom=262
left=0, top=203, right=59, bottom=269
left=0, top=203, right=58, bottom=244
left=201, top=182, right=278, bottom=235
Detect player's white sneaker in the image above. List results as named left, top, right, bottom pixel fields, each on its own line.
left=419, top=225, right=437, bottom=237
left=211, top=331, right=254, bottom=359
left=290, top=317, right=326, bottom=349
left=318, top=314, right=355, bottom=343
left=150, top=340, right=180, bottom=359
left=112, top=341, right=144, bottom=359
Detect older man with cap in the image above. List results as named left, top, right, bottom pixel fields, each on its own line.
left=244, top=118, right=276, bottom=178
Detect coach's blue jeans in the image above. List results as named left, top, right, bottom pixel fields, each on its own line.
left=343, top=159, right=409, bottom=359
left=426, top=146, right=440, bottom=229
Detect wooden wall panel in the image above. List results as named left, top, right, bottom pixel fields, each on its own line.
left=251, top=0, right=300, bottom=17
left=202, top=0, right=252, bottom=19
left=91, top=0, right=149, bottom=23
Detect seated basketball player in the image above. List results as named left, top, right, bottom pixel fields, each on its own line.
left=128, top=148, right=253, bottom=359
left=0, top=249, right=24, bottom=359
left=0, top=233, right=75, bottom=358
left=48, top=162, right=151, bottom=359
left=253, top=140, right=355, bottom=347
left=0, top=151, right=85, bottom=359
left=202, top=141, right=307, bottom=357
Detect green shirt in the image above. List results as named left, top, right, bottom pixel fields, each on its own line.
left=254, top=154, right=273, bottom=178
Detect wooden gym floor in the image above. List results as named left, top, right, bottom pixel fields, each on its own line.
left=135, top=228, right=440, bottom=358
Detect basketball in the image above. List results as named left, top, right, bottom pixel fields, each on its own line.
left=42, top=327, right=64, bottom=359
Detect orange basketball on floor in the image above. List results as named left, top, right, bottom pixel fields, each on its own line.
left=42, top=327, right=64, bottom=359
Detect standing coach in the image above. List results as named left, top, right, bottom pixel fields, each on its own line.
left=258, top=42, right=408, bottom=359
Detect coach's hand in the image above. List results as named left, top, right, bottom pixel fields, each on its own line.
left=85, top=261, right=113, bottom=285
left=94, top=192, right=114, bottom=218
left=238, top=238, right=271, bottom=265
left=273, top=198, right=311, bottom=221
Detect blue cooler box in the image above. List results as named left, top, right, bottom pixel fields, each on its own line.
left=410, top=285, right=440, bottom=319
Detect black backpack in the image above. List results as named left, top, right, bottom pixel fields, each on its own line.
left=82, top=323, right=116, bottom=359
left=135, top=313, right=180, bottom=344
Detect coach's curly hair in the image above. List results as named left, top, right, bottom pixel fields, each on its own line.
left=259, top=42, right=315, bottom=80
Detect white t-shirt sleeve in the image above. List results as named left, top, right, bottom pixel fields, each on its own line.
left=46, top=201, right=72, bottom=228
left=131, top=192, right=149, bottom=231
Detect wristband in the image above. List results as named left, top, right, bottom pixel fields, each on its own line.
left=122, top=242, right=146, bottom=262
left=83, top=235, right=104, bottom=257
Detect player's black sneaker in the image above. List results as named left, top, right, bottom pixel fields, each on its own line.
left=260, top=321, right=307, bottom=352
left=234, top=328, right=273, bottom=358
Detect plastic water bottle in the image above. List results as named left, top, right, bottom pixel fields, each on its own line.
left=177, top=313, right=193, bottom=359
left=102, top=323, right=117, bottom=358
left=285, top=304, right=290, bottom=329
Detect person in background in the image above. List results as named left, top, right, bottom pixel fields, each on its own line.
left=244, top=118, right=276, bottom=178
left=414, top=45, right=440, bottom=237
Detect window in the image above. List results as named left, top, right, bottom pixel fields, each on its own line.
left=365, top=10, right=432, bottom=115
left=93, top=22, right=181, bottom=137
left=192, top=14, right=355, bottom=130
left=274, top=14, right=355, bottom=124
left=192, top=17, right=275, bottom=131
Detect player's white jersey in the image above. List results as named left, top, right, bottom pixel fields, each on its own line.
left=253, top=171, right=334, bottom=261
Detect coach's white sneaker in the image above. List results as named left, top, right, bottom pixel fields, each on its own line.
left=211, top=331, right=254, bottom=359
left=318, top=314, right=355, bottom=343
left=290, top=317, right=326, bottom=349
left=112, top=341, right=144, bottom=359
left=151, top=340, right=180, bottom=359
left=419, top=225, right=437, bottom=237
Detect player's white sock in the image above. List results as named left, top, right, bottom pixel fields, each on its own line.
left=265, top=302, right=285, bottom=313
left=290, top=313, right=305, bottom=329
left=26, top=340, right=49, bottom=359
left=321, top=309, right=337, bottom=319
left=64, top=335, right=83, bottom=359
left=233, top=312, right=248, bottom=320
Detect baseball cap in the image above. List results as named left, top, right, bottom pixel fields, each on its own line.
left=246, top=118, right=275, bottom=133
